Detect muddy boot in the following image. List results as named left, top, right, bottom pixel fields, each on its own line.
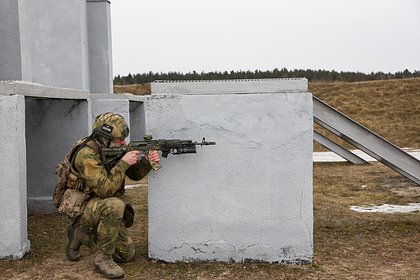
left=66, top=221, right=86, bottom=261
left=94, top=250, right=125, bottom=279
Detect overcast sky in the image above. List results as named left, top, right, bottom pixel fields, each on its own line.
left=110, top=0, right=420, bottom=76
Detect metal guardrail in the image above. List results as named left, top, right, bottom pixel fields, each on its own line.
left=313, top=96, right=420, bottom=185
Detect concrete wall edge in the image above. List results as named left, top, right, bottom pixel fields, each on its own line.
left=0, top=81, right=146, bottom=102
left=151, top=78, right=308, bottom=95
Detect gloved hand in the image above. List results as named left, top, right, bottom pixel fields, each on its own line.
left=147, top=150, right=160, bottom=162
left=121, top=151, right=142, bottom=165
left=147, top=150, right=161, bottom=171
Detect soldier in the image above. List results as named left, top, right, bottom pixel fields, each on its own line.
left=64, top=112, right=160, bottom=279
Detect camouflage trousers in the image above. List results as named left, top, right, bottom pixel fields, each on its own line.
left=79, top=197, right=135, bottom=262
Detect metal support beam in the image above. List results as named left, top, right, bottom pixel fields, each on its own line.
left=313, top=96, right=420, bottom=185
left=313, top=131, right=368, bottom=164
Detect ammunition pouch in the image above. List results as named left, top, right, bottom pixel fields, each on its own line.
left=66, top=170, right=85, bottom=191
left=53, top=160, right=85, bottom=208
left=53, top=162, right=71, bottom=208
left=59, top=189, right=90, bottom=218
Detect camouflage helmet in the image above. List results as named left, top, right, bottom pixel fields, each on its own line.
left=92, top=112, right=129, bottom=141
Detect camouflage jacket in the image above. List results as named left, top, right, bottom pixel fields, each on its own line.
left=74, top=139, right=152, bottom=199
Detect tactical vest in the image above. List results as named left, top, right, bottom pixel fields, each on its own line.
left=53, top=138, right=100, bottom=208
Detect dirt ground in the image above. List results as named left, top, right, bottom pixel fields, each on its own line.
left=1, top=162, right=419, bottom=279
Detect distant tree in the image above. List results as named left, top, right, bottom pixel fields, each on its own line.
left=114, top=68, right=420, bottom=85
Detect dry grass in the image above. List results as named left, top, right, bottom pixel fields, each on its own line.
left=114, top=83, right=151, bottom=95
left=310, top=78, right=420, bottom=151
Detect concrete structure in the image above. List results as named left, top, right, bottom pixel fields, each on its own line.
left=0, top=0, right=140, bottom=258
left=0, top=95, right=30, bottom=259
left=87, top=0, right=114, bottom=93
left=146, top=79, right=313, bottom=263
left=0, top=0, right=112, bottom=93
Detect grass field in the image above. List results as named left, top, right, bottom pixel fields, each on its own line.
left=1, top=78, right=418, bottom=279
left=310, top=78, right=420, bottom=151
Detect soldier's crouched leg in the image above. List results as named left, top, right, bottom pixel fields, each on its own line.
left=66, top=219, right=89, bottom=261
left=79, top=197, right=131, bottom=279
left=113, top=226, right=135, bottom=263
left=80, top=197, right=126, bottom=254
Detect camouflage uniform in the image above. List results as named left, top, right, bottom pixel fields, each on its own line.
left=75, top=139, right=152, bottom=262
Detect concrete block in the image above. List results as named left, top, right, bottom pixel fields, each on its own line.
left=0, top=0, right=23, bottom=81
left=0, top=0, right=90, bottom=90
left=0, top=80, right=89, bottom=99
left=151, top=78, right=308, bottom=95
left=146, top=79, right=313, bottom=263
left=26, top=0, right=89, bottom=89
left=1, top=0, right=115, bottom=93
left=87, top=0, right=113, bottom=93
left=0, top=95, right=30, bottom=258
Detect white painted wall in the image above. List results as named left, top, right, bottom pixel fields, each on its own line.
left=0, top=95, right=30, bottom=258
left=0, top=0, right=113, bottom=93
left=18, top=0, right=90, bottom=90
left=87, top=0, right=113, bottom=93
left=146, top=79, right=313, bottom=263
left=0, top=0, right=23, bottom=80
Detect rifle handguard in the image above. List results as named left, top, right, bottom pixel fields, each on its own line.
left=100, top=136, right=216, bottom=165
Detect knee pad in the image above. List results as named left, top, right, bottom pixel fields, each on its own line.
left=104, top=197, right=125, bottom=218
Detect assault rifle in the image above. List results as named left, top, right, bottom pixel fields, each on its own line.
left=100, top=135, right=216, bottom=165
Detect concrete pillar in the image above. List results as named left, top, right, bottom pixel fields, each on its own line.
left=146, top=79, right=313, bottom=263
left=25, top=98, right=90, bottom=213
left=0, top=0, right=90, bottom=90
left=0, top=95, right=30, bottom=259
left=87, top=0, right=114, bottom=93
left=0, top=0, right=22, bottom=80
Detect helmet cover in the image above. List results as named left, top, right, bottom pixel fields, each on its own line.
left=92, top=112, right=129, bottom=141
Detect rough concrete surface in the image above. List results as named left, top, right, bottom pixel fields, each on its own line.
left=0, top=95, right=30, bottom=258
left=145, top=87, right=313, bottom=263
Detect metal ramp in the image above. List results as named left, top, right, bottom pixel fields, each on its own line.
left=313, top=131, right=368, bottom=164
left=313, top=96, right=420, bottom=185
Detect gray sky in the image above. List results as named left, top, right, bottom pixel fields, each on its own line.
left=110, top=0, right=420, bottom=76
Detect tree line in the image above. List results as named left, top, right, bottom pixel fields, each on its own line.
left=114, top=68, right=420, bottom=85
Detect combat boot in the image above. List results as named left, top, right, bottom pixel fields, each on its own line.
left=66, top=221, right=87, bottom=261
left=94, top=250, right=125, bottom=279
